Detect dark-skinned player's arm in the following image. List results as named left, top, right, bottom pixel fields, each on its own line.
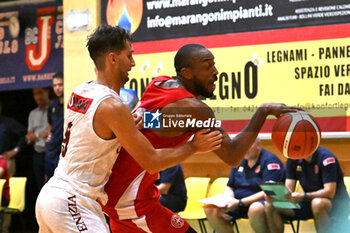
left=161, top=98, right=301, bottom=166
left=94, top=97, right=223, bottom=174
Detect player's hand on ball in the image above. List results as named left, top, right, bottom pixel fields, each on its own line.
left=260, top=103, right=302, bottom=118
left=192, top=129, right=222, bottom=153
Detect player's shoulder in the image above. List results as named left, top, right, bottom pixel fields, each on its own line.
left=98, top=96, right=125, bottom=111
left=164, top=98, right=215, bottom=122
left=165, top=97, right=212, bottom=115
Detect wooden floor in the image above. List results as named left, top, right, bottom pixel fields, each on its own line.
left=187, top=219, right=316, bottom=233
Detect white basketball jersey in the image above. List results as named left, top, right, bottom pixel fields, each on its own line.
left=53, top=81, right=121, bottom=205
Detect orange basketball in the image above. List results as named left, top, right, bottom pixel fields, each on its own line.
left=272, top=111, right=321, bottom=159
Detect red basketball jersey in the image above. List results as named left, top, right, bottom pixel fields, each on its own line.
left=102, top=76, right=195, bottom=221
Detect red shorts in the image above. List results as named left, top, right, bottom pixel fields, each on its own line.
left=109, top=203, right=190, bottom=233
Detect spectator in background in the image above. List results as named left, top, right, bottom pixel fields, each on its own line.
left=27, top=88, right=49, bottom=191
left=45, top=72, right=64, bottom=180
left=252, top=146, right=350, bottom=233
left=0, top=100, right=26, bottom=176
left=155, top=164, right=187, bottom=213
left=204, top=140, right=286, bottom=233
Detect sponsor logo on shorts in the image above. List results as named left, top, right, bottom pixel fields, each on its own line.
left=67, top=195, right=88, bottom=232
left=171, top=214, right=184, bottom=229
left=143, top=110, right=221, bottom=129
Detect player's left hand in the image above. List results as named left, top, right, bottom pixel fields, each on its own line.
left=259, top=103, right=303, bottom=118
left=192, top=129, right=223, bottom=153
left=133, top=112, right=143, bottom=130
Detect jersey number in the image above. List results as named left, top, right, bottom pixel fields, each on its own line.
left=61, top=122, right=73, bottom=157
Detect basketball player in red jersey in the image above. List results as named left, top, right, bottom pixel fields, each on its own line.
left=101, top=44, right=300, bottom=233
left=36, top=27, right=223, bottom=233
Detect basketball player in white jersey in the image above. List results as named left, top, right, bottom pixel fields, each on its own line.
left=35, top=25, right=223, bottom=233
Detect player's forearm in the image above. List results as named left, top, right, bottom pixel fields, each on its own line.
left=146, top=142, right=196, bottom=174
left=223, top=107, right=269, bottom=166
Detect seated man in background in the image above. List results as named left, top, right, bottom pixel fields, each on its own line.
left=250, top=146, right=350, bottom=233
left=204, top=140, right=285, bottom=233
left=155, top=164, right=187, bottom=213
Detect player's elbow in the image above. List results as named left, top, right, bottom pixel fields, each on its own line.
left=137, top=161, right=160, bottom=174
left=222, top=157, right=240, bottom=167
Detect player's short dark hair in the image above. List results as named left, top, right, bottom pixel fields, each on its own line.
left=174, top=44, right=207, bottom=74
left=53, top=71, right=63, bottom=79
left=87, top=25, right=132, bottom=70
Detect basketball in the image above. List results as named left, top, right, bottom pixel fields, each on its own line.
left=272, top=111, right=321, bottom=159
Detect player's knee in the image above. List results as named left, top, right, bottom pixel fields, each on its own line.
left=248, top=202, right=265, bottom=218
left=311, top=198, right=331, bottom=214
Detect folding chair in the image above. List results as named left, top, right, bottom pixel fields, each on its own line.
left=0, top=179, right=6, bottom=208
left=178, top=177, right=210, bottom=233
left=1, top=177, right=27, bottom=231
left=207, top=178, right=228, bottom=197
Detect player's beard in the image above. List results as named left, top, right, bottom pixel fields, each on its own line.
left=193, top=76, right=216, bottom=98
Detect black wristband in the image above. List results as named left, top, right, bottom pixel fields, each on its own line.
left=238, top=199, right=244, bottom=207
left=303, top=192, right=310, bottom=201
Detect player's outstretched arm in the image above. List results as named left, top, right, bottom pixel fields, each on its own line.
left=95, top=97, right=222, bottom=174
left=162, top=99, right=300, bottom=166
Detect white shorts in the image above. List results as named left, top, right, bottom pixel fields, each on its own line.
left=36, top=180, right=110, bottom=233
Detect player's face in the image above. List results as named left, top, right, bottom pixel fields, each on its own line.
left=191, top=50, right=218, bottom=97
left=52, top=78, right=64, bottom=97
left=116, top=41, right=135, bottom=85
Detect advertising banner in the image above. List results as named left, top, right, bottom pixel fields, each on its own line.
left=101, top=0, right=350, bottom=135
left=0, top=1, right=63, bottom=91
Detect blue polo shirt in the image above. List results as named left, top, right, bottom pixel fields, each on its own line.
left=0, top=116, right=26, bottom=154
left=227, top=149, right=285, bottom=199
left=286, top=146, right=349, bottom=202
left=46, top=98, right=64, bottom=159
left=155, top=164, right=187, bottom=202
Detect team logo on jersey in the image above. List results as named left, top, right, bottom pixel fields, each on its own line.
left=238, top=166, right=244, bottom=172
left=143, top=110, right=161, bottom=129
left=67, top=93, right=93, bottom=114
left=323, top=157, right=335, bottom=166
left=171, top=214, right=184, bottom=229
